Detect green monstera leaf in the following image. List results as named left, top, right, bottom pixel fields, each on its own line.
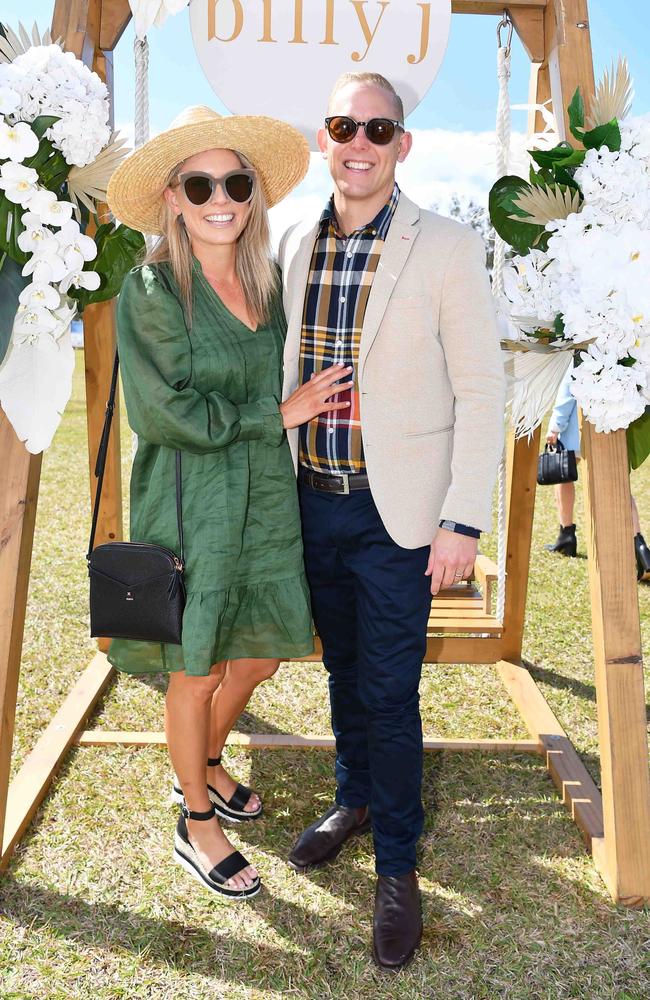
left=488, top=175, right=548, bottom=255
left=627, top=407, right=650, bottom=470
left=68, top=222, right=145, bottom=310
left=0, top=254, right=28, bottom=365
left=22, top=115, right=71, bottom=193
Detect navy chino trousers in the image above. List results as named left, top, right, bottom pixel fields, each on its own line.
left=299, top=482, right=433, bottom=877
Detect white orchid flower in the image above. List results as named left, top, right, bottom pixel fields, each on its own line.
left=22, top=252, right=69, bottom=284
left=0, top=120, right=38, bottom=162
left=12, top=303, right=60, bottom=343
left=57, top=219, right=98, bottom=269
left=17, top=218, right=56, bottom=255
left=18, top=281, right=61, bottom=311
left=0, top=162, right=39, bottom=206
left=59, top=268, right=101, bottom=294
left=0, top=84, right=21, bottom=116
left=25, top=188, right=74, bottom=227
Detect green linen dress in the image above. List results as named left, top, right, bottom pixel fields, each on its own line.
left=107, top=260, right=314, bottom=676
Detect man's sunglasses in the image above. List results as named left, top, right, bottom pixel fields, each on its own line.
left=324, top=116, right=404, bottom=146
left=177, top=168, right=256, bottom=206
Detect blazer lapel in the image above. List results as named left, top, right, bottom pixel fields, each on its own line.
left=358, top=194, right=421, bottom=379
left=282, top=220, right=319, bottom=390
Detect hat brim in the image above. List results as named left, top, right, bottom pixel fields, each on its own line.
left=106, top=115, right=310, bottom=235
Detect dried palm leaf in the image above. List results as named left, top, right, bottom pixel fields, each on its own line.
left=66, top=132, right=131, bottom=218
left=0, top=21, right=56, bottom=62
left=510, top=184, right=582, bottom=226
left=587, top=57, right=634, bottom=128
left=504, top=348, right=573, bottom=439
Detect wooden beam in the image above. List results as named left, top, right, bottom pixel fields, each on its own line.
left=0, top=414, right=42, bottom=859
left=100, top=0, right=131, bottom=50
left=1, top=653, right=114, bottom=870
left=452, top=1, right=547, bottom=13
left=76, top=730, right=541, bottom=753
left=510, top=6, right=546, bottom=63
left=498, top=660, right=605, bottom=848
left=500, top=429, right=541, bottom=661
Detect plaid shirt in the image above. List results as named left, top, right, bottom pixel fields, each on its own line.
left=298, top=184, right=400, bottom=475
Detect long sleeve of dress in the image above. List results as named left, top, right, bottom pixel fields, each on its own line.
left=117, top=265, right=284, bottom=454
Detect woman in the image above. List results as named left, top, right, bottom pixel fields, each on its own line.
left=545, top=366, right=650, bottom=578
left=105, top=107, right=353, bottom=900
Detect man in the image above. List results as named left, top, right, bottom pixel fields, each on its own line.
left=278, top=72, right=505, bottom=970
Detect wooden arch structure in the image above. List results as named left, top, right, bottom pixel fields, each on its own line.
left=1, top=0, right=649, bottom=907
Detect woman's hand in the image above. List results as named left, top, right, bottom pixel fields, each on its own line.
left=546, top=430, right=559, bottom=445
left=280, top=364, right=354, bottom=429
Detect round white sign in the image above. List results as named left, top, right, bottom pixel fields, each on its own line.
left=190, top=0, right=452, bottom=147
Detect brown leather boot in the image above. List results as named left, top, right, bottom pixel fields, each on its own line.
left=372, top=870, right=422, bottom=971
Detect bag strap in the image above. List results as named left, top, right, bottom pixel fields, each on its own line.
left=87, top=351, right=184, bottom=565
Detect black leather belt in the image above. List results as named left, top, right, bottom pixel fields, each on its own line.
left=298, top=467, right=370, bottom=494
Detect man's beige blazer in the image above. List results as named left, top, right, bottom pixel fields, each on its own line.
left=278, top=192, right=506, bottom=549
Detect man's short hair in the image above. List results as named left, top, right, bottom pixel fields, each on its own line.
left=327, top=72, right=405, bottom=124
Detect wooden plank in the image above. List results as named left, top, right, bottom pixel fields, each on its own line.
left=501, top=430, right=541, bottom=661
left=1, top=653, right=114, bottom=869
left=99, top=0, right=131, bottom=49
left=76, top=730, right=540, bottom=753
left=0, top=414, right=42, bottom=859
left=424, top=637, right=503, bottom=663
left=452, top=1, right=547, bottom=13
left=498, top=660, right=605, bottom=847
left=427, top=618, right=503, bottom=635
left=544, top=0, right=650, bottom=907
left=510, top=6, right=546, bottom=63
left=580, top=422, right=650, bottom=905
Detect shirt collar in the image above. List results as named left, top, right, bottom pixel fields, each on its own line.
left=319, top=182, right=400, bottom=240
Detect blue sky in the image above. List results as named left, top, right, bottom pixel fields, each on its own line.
left=3, top=1, right=649, bottom=229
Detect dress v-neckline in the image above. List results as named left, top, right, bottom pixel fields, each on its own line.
left=193, top=259, right=259, bottom=333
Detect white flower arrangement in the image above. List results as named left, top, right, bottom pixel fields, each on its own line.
left=0, top=23, right=141, bottom=454
left=491, top=60, right=650, bottom=463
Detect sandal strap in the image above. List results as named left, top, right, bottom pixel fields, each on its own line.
left=208, top=850, right=251, bottom=884
left=207, top=756, right=222, bottom=767
left=226, top=782, right=253, bottom=812
left=180, top=802, right=215, bottom=821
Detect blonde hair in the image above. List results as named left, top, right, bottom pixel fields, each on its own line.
left=327, top=72, right=404, bottom=123
left=144, top=150, right=278, bottom=327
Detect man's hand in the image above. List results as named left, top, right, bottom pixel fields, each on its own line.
left=425, top=528, right=478, bottom=596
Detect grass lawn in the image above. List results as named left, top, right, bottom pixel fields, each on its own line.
left=1, top=350, right=649, bottom=1000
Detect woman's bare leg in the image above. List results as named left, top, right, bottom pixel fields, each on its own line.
left=165, top=661, right=258, bottom=889
left=555, top=480, right=576, bottom=527
left=207, top=658, right=281, bottom=811
left=631, top=495, right=642, bottom=535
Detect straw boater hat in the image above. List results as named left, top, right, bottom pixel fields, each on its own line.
left=106, top=105, right=310, bottom=235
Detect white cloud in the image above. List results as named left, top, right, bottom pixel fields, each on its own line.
left=269, top=127, right=530, bottom=247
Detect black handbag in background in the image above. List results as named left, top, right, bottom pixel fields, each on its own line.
left=87, top=352, right=186, bottom=643
left=537, top=439, right=578, bottom=486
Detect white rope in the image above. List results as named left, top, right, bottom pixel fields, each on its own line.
left=493, top=26, right=512, bottom=622
left=134, top=36, right=150, bottom=149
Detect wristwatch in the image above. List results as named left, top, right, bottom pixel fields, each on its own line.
left=439, top=519, right=481, bottom=539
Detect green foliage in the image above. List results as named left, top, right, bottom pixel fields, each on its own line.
left=0, top=254, right=28, bottom=364
left=0, top=193, right=28, bottom=265
left=23, top=116, right=71, bottom=192
left=582, top=119, right=622, bottom=152
left=627, top=407, right=650, bottom=470
left=488, top=175, right=548, bottom=255
left=568, top=87, right=585, bottom=141
left=68, top=222, right=145, bottom=310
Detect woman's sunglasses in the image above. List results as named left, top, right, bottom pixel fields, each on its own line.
left=324, top=116, right=404, bottom=146
left=177, top=168, right=256, bottom=206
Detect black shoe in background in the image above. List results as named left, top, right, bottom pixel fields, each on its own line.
left=545, top=523, right=577, bottom=557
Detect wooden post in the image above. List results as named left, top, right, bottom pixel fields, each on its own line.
left=544, top=0, right=650, bottom=904
left=52, top=0, right=124, bottom=653
left=0, top=416, right=42, bottom=856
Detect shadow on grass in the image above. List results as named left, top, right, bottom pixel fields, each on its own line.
left=524, top=659, right=650, bottom=720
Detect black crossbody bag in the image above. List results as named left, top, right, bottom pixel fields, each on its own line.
left=537, top=439, right=578, bottom=486
left=87, top=352, right=186, bottom=643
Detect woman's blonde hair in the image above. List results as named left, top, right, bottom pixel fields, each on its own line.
left=144, top=150, right=278, bottom=327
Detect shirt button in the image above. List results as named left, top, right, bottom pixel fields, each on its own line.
left=347, top=251, right=353, bottom=258
left=336, top=339, right=343, bottom=347
left=340, top=296, right=346, bottom=303
left=327, top=427, right=335, bottom=434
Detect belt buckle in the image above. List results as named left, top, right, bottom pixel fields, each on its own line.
left=339, top=473, right=350, bottom=495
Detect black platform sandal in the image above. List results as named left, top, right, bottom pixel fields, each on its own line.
left=173, top=802, right=261, bottom=900
left=171, top=756, right=263, bottom=822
